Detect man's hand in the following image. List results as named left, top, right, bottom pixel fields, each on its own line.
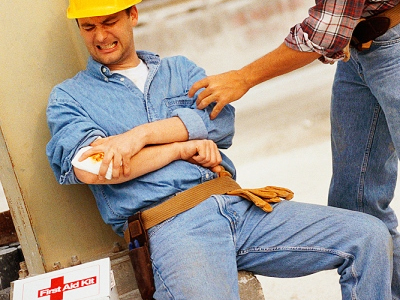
left=178, top=140, right=222, bottom=169
left=189, top=43, right=322, bottom=120
left=78, top=130, right=146, bottom=180
left=188, top=70, right=250, bottom=120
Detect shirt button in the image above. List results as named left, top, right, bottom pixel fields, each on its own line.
left=205, top=173, right=210, bottom=179
left=120, top=78, right=125, bottom=82
left=102, top=67, right=107, bottom=73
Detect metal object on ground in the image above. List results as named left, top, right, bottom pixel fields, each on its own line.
left=0, top=247, right=19, bottom=289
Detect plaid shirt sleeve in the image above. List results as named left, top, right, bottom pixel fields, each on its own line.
left=284, top=0, right=371, bottom=63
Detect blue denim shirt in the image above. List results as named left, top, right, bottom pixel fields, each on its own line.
left=46, top=51, right=236, bottom=236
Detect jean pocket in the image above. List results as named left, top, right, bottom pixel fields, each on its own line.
left=374, top=23, right=400, bottom=44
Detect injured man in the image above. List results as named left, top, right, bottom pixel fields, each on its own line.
left=46, top=1, right=394, bottom=299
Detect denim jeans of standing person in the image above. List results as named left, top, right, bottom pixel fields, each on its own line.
left=149, top=196, right=392, bottom=300
left=330, top=23, right=400, bottom=299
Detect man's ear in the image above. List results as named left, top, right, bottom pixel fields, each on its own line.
left=130, top=6, right=139, bottom=26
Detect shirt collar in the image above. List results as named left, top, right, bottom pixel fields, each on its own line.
left=86, top=50, right=160, bottom=80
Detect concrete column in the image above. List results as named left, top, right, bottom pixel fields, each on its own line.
left=0, top=0, right=123, bottom=274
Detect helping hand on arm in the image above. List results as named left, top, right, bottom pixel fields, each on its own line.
left=189, top=43, right=321, bottom=119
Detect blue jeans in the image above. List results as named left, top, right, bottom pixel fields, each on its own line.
left=148, top=196, right=392, bottom=299
left=329, top=23, right=400, bottom=299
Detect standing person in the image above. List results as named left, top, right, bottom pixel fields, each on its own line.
left=190, top=0, right=400, bottom=297
left=47, top=1, right=393, bottom=299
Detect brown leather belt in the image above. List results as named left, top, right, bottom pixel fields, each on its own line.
left=124, top=175, right=294, bottom=244
left=344, top=3, right=400, bottom=59
left=380, top=2, right=400, bottom=29
left=350, top=3, right=400, bottom=51
left=140, top=176, right=240, bottom=230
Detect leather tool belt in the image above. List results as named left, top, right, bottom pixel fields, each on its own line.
left=124, top=175, right=294, bottom=300
left=352, top=3, right=400, bottom=51
left=126, top=213, right=155, bottom=300
left=350, top=16, right=391, bottom=51
left=344, top=2, right=400, bottom=60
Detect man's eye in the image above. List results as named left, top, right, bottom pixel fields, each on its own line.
left=82, top=26, right=95, bottom=31
left=105, top=21, right=117, bottom=27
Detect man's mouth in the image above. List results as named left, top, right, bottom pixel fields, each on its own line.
left=97, top=41, right=117, bottom=50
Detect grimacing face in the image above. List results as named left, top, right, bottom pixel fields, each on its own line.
left=77, top=7, right=139, bottom=70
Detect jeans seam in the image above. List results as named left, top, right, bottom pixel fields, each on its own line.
left=152, top=262, right=175, bottom=300
left=238, top=245, right=354, bottom=258
left=356, top=104, right=381, bottom=213
left=238, top=246, right=359, bottom=299
left=213, top=195, right=239, bottom=245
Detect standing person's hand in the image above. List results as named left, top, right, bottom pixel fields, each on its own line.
left=189, top=70, right=250, bottom=119
left=189, top=43, right=322, bottom=120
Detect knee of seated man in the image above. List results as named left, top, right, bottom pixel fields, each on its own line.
left=353, top=213, right=392, bottom=248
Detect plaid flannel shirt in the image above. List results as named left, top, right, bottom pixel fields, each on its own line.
left=285, top=0, right=400, bottom=63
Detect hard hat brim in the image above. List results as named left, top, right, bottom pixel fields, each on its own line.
left=67, top=0, right=142, bottom=19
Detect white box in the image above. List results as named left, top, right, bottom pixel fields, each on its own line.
left=12, top=258, right=118, bottom=300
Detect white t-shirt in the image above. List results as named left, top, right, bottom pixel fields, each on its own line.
left=72, top=60, right=149, bottom=179
left=112, top=59, right=149, bottom=93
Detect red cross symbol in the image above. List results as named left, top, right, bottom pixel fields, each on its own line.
left=38, top=276, right=64, bottom=300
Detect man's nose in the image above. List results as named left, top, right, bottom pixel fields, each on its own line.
left=94, top=27, right=108, bottom=42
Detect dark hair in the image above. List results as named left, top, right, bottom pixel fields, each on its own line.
left=125, top=6, right=133, bottom=15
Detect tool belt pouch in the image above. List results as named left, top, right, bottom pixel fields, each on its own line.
left=350, top=16, right=390, bottom=51
left=127, top=213, right=155, bottom=300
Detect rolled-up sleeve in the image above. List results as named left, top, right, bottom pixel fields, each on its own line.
left=171, top=108, right=208, bottom=140
left=46, top=89, right=106, bottom=185
left=284, top=0, right=364, bottom=63
left=171, top=102, right=235, bottom=149
left=172, top=57, right=235, bottom=149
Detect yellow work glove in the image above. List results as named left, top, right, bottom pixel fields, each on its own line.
left=226, top=186, right=294, bottom=212
left=216, top=165, right=294, bottom=212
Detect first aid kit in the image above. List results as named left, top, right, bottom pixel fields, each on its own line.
left=11, top=258, right=118, bottom=300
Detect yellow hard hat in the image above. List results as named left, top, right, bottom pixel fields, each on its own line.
left=67, top=0, right=142, bottom=19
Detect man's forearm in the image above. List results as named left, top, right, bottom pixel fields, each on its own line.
left=133, top=117, right=189, bottom=146
left=239, top=43, right=322, bottom=89
left=74, top=143, right=181, bottom=184
left=74, top=139, right=221, bottom=184
left=192, top=43, right=322, bottom=119
left=80, top=117, right=190, bottom=179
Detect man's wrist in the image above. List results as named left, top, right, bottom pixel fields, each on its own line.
left=172, top=142, right=184, bottom=161
left=236, top=68, right=252, bottom=90
left=129, top=124, right=149, bottom=147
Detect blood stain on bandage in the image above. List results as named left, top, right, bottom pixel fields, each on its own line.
left=90, top=153, right=104, bottom=162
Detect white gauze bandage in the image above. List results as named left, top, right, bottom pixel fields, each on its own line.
left=71, top=146, right=113, bottom=180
